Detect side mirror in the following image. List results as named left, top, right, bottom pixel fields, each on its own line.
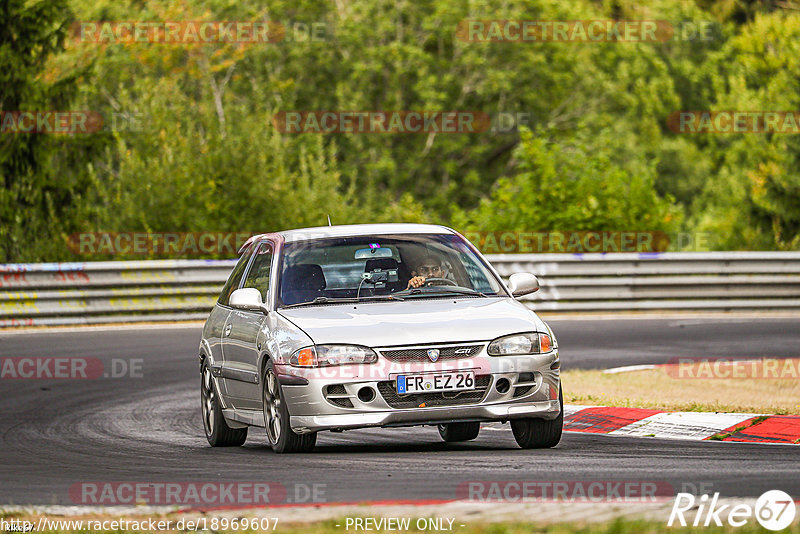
left=507, top=272, right=539, bottom=297
left=229, top=288, right=268, bottom=313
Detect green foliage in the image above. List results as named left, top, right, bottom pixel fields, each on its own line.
left=0, top=0, right=105, bottom=261
left=3, top=0, right=800, bottom=260
left=692, top=10, right=800, bottom=250
left=453, top=129, right=680, bottom=233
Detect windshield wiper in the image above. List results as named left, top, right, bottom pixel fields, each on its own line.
left=401, top=287, right=490, bottom=298
left=281, top=294, right=404, bottom=309
left=281, top=296, right=359, bottom=308
left=360, top=294, right=405, bottom=302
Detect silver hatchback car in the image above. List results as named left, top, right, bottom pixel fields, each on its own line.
left=199, top=224, right=562, bottom=453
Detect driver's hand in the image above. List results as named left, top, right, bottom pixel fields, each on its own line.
left=407, top=276, right=426, bottom=289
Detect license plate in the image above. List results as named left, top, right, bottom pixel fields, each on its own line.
left=396, top=371, right=475, bottom=394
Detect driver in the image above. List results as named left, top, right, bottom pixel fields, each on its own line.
left=407, top=255, right=445, bottom=289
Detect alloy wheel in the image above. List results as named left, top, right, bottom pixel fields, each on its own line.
left=263, top=368, right=282, bottom=444
left=201, top=366, right=215, bottom=436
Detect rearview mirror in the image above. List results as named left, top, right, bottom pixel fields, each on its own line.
left=507, top=272, right=539, bottom=297
left=229, top=288, right=268, bottom=313
left=354, top=247, right=393, bottom=260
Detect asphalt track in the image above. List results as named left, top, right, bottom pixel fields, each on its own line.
left=0, top=317, right=798, bottom=506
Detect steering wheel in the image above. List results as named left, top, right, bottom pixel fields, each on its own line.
left=424, top=277, right=458, bottom=287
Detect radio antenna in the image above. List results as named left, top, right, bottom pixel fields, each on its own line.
left=327, top=215, right=332, bottom=226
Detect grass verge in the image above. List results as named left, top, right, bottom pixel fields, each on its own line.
left=562, top=361, right=800, bottom=414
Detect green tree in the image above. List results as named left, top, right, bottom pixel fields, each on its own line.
left=692, top=11, right=800, bottom=249
left=453, top=129, right=680, bottom=236
left=7, top=0, right=799, bottom=261
left=0, top=0, right=98, bottom=261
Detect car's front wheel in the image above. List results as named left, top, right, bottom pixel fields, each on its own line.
left=510, top=387, right=563, bottom=449
left=201, top=363, right=248, bottom=446
left=438, top=422, right=480, bottom=442
left=262, top=360, right=316, bottom=453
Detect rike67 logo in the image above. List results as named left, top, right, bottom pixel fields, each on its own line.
left=669, top=490, right=796, bottom=531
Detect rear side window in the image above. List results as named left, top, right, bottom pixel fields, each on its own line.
left=242, top=242, right=273, bottom=303
left=218, top=245, right=253, bottom=306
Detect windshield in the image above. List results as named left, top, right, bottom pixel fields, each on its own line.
left=278, top=233, right=504, bottom=307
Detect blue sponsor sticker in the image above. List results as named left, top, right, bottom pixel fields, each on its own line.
left=397, top=375, right=407, bottom=394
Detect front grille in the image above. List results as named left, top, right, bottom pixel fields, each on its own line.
left=326, top=384, right=346, bottom=395
left=328, top=397, right=354, bottom=408
left=513, top=372, right=536, bottom=398
left=380, top=345, right=483, bottom=362
left=325, top=384, right=354, bottom=408
left=513, top=385, right=533, bottom=397
left=377, top=375, right=491, bottom=408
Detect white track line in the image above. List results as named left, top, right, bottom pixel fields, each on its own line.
left=609, top=412, right=759, bottom=440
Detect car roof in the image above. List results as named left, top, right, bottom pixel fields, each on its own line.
left=281, top=223, right=454, bottom=242
left=239, top=223, right=456, bottom=252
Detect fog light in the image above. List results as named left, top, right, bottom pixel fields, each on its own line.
left=357, top=386, right=376, bottom=403
left=495, top=378, right=510, bottom=393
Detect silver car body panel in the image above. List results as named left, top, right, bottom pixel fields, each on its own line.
left=200, top=223, right=561, bottom=434
left=277, top=297, right=547, bottom=346
left=247, top=223, right=458, bottom=246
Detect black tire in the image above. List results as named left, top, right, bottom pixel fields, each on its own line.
left=438, top=422, right=480, bottom=442
left=262, top=360, right=316, bottom=453
left=201, top=362, right=248, bottom=447
left=510, top=387, right=563, bottom=449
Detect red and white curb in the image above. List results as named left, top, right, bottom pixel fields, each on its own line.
left=563, top=405, right=800, bottom=444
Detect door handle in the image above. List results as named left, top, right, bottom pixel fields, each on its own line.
left=224, top=324, right=232, bottom=337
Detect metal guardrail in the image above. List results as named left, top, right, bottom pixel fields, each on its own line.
left=492, top=252, right=800, bottom=312
left=1, top=252, right=799, bottom=327
left=0, top=260, right=234, bottom=327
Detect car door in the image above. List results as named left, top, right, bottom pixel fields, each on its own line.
left=221, top=240, right=275, bottom=410
left=212, top=243, right=255, bottom=405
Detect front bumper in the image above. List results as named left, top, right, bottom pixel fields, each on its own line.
left=290, top=399, right=561, bottom=433
left=277, top=348, right=561, bottom=434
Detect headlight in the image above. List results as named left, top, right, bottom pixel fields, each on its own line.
left=289, top=345, right=378, bottom=367
left=544, top=323, right=558, bottom=349
left=487, top=332, right=553, bottom=356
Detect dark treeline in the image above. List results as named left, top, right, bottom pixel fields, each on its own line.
left=2, top=0, right=799, bottom=260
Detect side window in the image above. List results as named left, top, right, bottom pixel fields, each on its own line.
left=459, top=251, right=494, bottom=293
left=242, top=242, right=273, bottom=302
left=218, top=245, right=254, bottom=306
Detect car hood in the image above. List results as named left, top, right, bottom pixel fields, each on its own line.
left=277, top=297, right=545, bottom=347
